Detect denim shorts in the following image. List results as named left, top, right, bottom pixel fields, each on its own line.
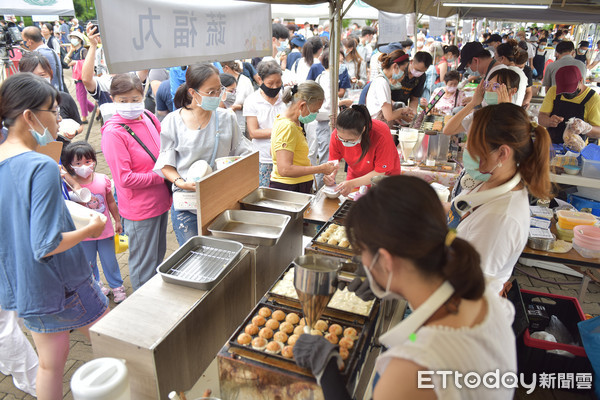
left=23, top=275, right=109, bottom=334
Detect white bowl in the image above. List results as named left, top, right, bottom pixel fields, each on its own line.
left=187, top=160, right=213, bottom=181
left=323, top=185, right=341, bottom=199
left=215, top=156, right=242, bottom=170
left=563, top=165, right=581, bottom=175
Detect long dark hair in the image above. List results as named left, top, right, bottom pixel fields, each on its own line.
left=173, top=63, right=219, bottom=109
left=335, top=104, right=372, bottom=162
left=302, top=37, right=323, bottom=67
left=0, top=72, right=60, bottom=128
left=346, top=175, right=484, bottom=300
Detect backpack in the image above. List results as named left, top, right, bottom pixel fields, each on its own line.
left=59, top=45, right=69, bottom=69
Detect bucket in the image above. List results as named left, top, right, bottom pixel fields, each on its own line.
left=71, top=358, right=130, bottom=400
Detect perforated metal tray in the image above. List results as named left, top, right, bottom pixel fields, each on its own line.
left=156, top=236, right=243, bottom=290
left=331, top=199, right=354, bottom=222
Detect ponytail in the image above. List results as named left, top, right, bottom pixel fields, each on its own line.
left=442, top=237, right=485, bottom=300
left=302, top=37, right=323, bottom=67
left=173, top=63, right=219, bottom=110
left=282, top=81, right=324, bottom=106
left=519, top=123, right=553, bottom=200
left=174, top=83, right=191, bottom=109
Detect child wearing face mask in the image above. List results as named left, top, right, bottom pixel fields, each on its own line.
left=62, top=141, right=127, bottom=303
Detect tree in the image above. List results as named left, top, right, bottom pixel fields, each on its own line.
left=73, top=0, right=97, bottom=22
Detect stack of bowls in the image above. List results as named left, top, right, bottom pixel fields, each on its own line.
left=556, top=210, right=597, bottom=242
left=573, top=225, right=600, bottom=258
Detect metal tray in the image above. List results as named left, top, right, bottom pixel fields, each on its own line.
left=311, top=220, right=356, bottom=254
left=208, top=210, right=290, bottom=246
left=240, top=187, right=313, bottom=219
left=156, top=236, right=243, bottom=290
left=331, top=199, right=354, bottom=222
left=226, top=301, right=367, bottom=383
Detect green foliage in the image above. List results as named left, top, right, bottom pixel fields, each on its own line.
left=73, top=0, right=97, bottom=22
left=342, top=19, right=351, bottom=29
left=365, top=19, right=372, bottom=26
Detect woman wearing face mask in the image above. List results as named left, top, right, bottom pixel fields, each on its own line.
left=494, top=40, right=528, bottom=106
left=221, top=60, right=254, bottom=135
left=0, top=73, right=108, bottom=399
left=429, top=70, right=465, bottom=116
left=218, top=73, right=237, bottom=110
left=324, top=105, right=400, bottom=195
left=155, top=63, right=253, bottom=245
left=244, top=60, right=287, bottom=187
left=436, top=45, right=459, bottom=84
left=64, top=31, right=95, bottom=124
left=341, top=37, right=367, bottom=89
left=101, top=74, right=171, bottom=290
left=293, top=175, right=517, bottom=400
left=443, top=69, right=520, bottom=136
left=449, top=103, right=552, bottom=294
left=366, top=50, right=414, bottom=126
left=270, top=81, right=336, bottom=193
left=19, top=52, right=84, bottom=142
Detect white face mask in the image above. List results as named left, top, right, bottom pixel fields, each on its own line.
left=363, top=251, right=402, bottom=300
left=114, top=102, right=145, bottom=120
left=411, top=67, right=425, bottom=78
left=72, top=163, right=95, bottom=179
left=446, top=86, right=458, bottom=93
left=70, top=38, right=80, bottom=46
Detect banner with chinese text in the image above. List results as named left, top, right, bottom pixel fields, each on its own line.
left=96, top=0, right=272, bottom=73
left=378, top=11, right=407, bottom=45
left=0, top=0, right=74, bottom=16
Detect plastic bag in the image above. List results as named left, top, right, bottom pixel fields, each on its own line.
left=546, top=315, right=576, bottom=345
left=563, top=118, right=592, bottom=153
left=578, top=316, right=600, bottom=399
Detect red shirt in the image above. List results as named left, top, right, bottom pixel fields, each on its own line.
left=329, top=119, right=401, bottom=180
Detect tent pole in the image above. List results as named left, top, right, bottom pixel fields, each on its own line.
left=329, top=0, right=342, bottom=128
left=414, top=0, right=419, bottom=56
left=455, top=14, right=460, bottom=45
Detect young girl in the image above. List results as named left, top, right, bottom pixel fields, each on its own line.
left=62, top=141, right=127, bottom=303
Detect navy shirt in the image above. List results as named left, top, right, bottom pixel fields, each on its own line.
left=0, top=152, right=93, bottom=318
left=156, top=79, right=175, bottom=113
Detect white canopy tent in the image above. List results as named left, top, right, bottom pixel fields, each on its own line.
left=271, top=1, right=379, bottom=20
left=0, top=0, right=75, bottom=16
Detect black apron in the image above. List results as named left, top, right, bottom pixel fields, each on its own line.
left=533, top=51, right=546, bottom=76
left=548, top=89, right=596, bottom=144
left=575, top=50, right=588, bottom=64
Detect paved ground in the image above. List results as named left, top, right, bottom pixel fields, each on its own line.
left=1, top=71, right=599, bottom=399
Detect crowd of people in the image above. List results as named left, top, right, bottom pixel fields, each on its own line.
left=0, top=14, right=598, bottom=399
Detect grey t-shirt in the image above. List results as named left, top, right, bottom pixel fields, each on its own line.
left=154, top=107, right=253, bottom=179
left=542, top=55, right=587, bottom=88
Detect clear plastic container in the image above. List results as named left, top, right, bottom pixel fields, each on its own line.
left=556, top=210, right=597, bottom=230
left=555, top=222, right=574, bottom=242
left=572, top=225, right=600, bottom=250
left=581, top=158, right=600, bottom=179
left=573, top=241, right=600, bottom=259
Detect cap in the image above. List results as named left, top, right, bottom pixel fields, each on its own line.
left=457, top=41, right=486, bottom=71
left=556, top=65, right=582, bottom=95
left=400, top=39, right=413, bottom=48
left=68, top=31, right=85, bottom=42
left=379, top=42, right=403, bottom=54
left=290, top=34, right=306, bottom=48
left=484, top=34, right=502, bottom=44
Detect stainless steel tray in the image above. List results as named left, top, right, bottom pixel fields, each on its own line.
left=208, top=210, right=290, bottom=246
left=156, top=236, right=243, bottom=290
left=239, top=188, right=313, bottom=219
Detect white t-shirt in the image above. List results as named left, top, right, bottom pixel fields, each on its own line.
left=243, top=90, right=287, bottom=164
left=369, top=52, right=383, bottom=82
left=456, top=186, right=530, bottom=294
left=293, top=58, right=320, bottom=83
left=366, top=75, right=391, bottom=118
left=233, top=74, right=254, bottom=133
left=508, top=66, right=527, bottom=106
left=315, top=70, right=332, bottom=122
left=376, top=288, right=516, bottom=400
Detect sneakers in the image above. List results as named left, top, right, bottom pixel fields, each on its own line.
left=111, top=286, right=127, bottom=303
left=98, top=281, right=110, bottom=296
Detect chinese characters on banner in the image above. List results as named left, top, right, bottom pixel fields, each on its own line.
left=378, top=11, right=407, bottom=44
left=96, top=0, right=271, bottom=73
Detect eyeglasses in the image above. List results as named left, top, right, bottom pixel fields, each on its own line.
left=336, top=134, right=360, bottom=145
left=483, top=81, right=501, bottom=91
left=33, top=106, right=61, bottom=121
left=196, top=86, right=226, bottom=98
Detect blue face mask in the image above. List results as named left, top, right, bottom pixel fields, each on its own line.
left=277, top=40, right=288, bottom=52
left=195, top=90, right=221, bottom=111
left=28, top=114, right=54, bottom=146
left=298, top=105, right=318, bottom=124
left=484, top=91, right=499, bottom=105
left=392, top=69, right=404, bottom=81
left=463, top=149, right=499, bottom=182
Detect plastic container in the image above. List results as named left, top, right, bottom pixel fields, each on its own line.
left=568, top=193, right=600, bottom=217
left=581, top=157, right=600, bottom=179
left=572, top=225, right=600, bottom=250
left=556, top=210, right=597, bottom=230
left=573, top=241, right=600, bottom=258
left=563, top=165, right=581, bottom=175
left=71, top=358, right=130, bottom=400
left=114, top=234, right=129, bottom=254
left=516, top=290, right=592, bottom=378
left=555, top=222, right=574, bottom=242
left=215, top=156, right=242, bottom=170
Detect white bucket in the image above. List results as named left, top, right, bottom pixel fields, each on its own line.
left=71, top=358, right=130, bottom=400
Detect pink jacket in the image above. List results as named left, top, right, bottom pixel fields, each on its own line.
left=101, top=112, right=171, bottom=221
